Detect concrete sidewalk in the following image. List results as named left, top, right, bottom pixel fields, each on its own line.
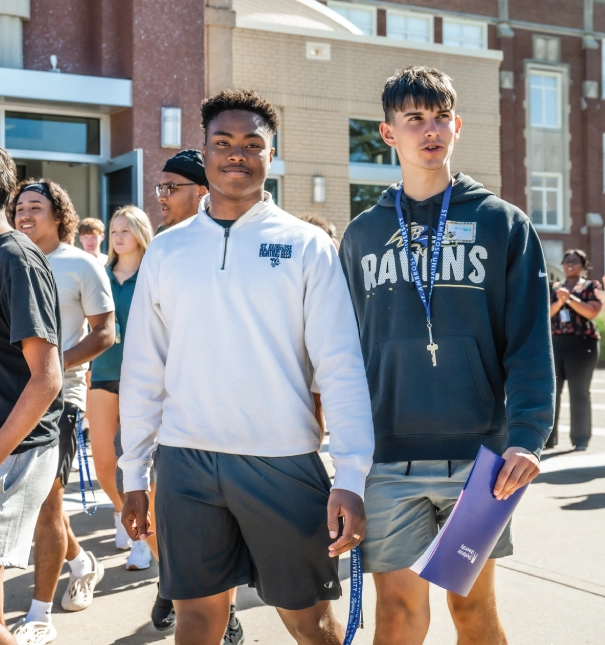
left=4, top=378, right=605, bottom=644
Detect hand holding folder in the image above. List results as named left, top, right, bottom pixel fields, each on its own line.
left=410, top=446, right=529, bottom=597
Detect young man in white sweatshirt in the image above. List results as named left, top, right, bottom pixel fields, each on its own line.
left=119, top=89, right=375, bottom=645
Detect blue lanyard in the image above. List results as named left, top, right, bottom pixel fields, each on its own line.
left=395, top=183, right=453, bottom=360
left=343, top=546, right=363, bottom=644
left=75, top=410, right=97, bottom=515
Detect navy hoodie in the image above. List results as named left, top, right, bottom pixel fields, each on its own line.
left=339, top=173, right=555, bottom=463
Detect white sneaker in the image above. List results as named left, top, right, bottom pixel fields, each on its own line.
left=61, top=551, right=104, bottom=612
left=11, top=618, right=57, bottom=644
left=125, top=539, right=152, bottom=571
left=114, top=511, right=132, bottom=550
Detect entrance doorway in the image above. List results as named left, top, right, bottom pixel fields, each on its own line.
left=14, top=159, right=99, bottom=221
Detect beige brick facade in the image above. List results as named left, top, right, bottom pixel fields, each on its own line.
left=232, top=27, right=502, bottom=236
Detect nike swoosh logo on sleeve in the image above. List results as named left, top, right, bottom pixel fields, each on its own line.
left=539, top=271, right=547, bottom=277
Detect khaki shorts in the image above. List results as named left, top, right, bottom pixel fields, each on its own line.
left=361, top=459, right=513, bottom=574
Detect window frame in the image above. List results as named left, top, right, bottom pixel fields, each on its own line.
left=349, top=117, right=398, bottom=166
left=602, top=39, right=605, bottom=99
left=349, top=180, right=391, bottom=220
left=327, top=1, right=377, bottom=36
left=529, top=70, right=562, bottom=130
left=442, top=17, right=487, bottom=50
left=530, top=171, right=563, bottom=231
left=386, top=9, right=433, bottom=44
left=265, top=176, right=282, bottom=207
left=0, top=104, right=110, bottom=164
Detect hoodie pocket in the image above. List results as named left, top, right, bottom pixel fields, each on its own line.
left=367, top=336, right=495, bottom=437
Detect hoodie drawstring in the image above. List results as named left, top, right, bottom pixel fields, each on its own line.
left=405, top=461, right=412, bottom=476
left=402, top=193, right=415, bottom=290
left=448, top=460, right=452, bottom=478
left=401, top=191, right=435, bottom=288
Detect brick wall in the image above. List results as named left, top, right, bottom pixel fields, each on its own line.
left=233, top=29, right=501, bottom=236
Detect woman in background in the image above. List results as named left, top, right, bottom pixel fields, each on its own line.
left=549, top=249, right=602, bottom=450
left=88, top=206, right=154, bottom=567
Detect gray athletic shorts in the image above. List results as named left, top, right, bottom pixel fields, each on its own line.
left=0, top=443, right=59, bottom=568
left=154, top=446, right=341, bottom=610
left=362, top=460, right=513, bottom=573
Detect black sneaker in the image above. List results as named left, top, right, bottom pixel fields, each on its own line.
left=223, top=616, right=244, bottom=644
left=152, top=583, right=176, bottom=632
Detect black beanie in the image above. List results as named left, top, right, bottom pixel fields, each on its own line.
left=162, top=149, right=208, bottom=188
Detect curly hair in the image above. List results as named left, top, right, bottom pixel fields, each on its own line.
left=0, top=148, right=17, bottom=210
left=201, top=89, right=280, bottom=135
left=7, top=178, right=80, bottom=243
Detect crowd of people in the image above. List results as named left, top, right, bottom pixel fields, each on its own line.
left=0, top=64, right=584, bottom=645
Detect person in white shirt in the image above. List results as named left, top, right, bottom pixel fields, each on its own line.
left=8, top=180, right=115, bottom=645
left=119, top=89, right=374, bottom=645
left=78, top=218, right=108, bottom=266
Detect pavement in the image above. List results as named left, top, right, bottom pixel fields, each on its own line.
left=4, top=372, right=605, bottom=644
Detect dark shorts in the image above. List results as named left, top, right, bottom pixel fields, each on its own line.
left=56, top=402, right=80, bottom=486
left=90, top=379, right=120, bottom=395
left=154, top=446, right=341, bottom=610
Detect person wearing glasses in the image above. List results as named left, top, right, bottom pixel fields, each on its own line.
left=549, top=249, right=602, bottom=450
left=114, top=150, right=210, bottom=635
left=155, top=149, right=209, bottom=233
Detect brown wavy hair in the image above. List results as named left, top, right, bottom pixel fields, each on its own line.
left=7, top=178, right=80, bottom=243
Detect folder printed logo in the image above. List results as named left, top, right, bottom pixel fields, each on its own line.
left=457, top=544, right=479, bottom=564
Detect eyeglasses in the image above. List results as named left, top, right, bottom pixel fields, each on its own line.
left=562, top=258, right=582, bottom=265
left=155, top=182, right=196, bottom=197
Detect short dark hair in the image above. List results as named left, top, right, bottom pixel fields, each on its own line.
left=7, top=178, right=80, bottom=243
left=0, top=148, right=17, bottom=211
left=382, top=66, right=457, bottom=123
left=563, top=248, right=591, bottom=271
left=201, top=89, right=280, bottom=136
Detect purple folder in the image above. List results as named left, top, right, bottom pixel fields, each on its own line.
left=410, top=446, right=528, bottom=597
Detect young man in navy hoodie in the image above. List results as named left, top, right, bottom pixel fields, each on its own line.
left=339, top=66, right=555, bottom=644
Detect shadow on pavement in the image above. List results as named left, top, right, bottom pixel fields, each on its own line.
left=555, top=493, right=605, bottom=510
left=533, top=465, right=605, bottom=486
left=111, top=623, right=173, bottom=644
left=540, top=449, right=576, bottom=461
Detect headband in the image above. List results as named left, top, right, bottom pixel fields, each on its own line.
left=20, top=182, right=53, bottom=202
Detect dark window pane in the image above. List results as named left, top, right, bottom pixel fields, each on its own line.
left=265, top=178, right=279, bottom=205
left=105, top=167, right=132, bottom=223
left=350, top=184, right=389, bottom=220
left=350, top=119, right=391, bottom=164
left=5, top=112, right=101, bottom=155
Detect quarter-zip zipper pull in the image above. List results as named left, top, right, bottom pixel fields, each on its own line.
left=221, top=227, right=230, bottom=270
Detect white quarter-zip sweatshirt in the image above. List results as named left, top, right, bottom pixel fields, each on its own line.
left=119, top=195, right=374, bottom=498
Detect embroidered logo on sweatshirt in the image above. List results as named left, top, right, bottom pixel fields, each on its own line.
left=259, top=243, right=293, bottom=267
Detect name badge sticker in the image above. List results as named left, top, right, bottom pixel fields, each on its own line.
left=445, top=221, right=476, bottom=244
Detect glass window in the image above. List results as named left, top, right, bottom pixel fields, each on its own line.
left=443, top=20, right=485, bottom=49
left=5, top=112, right=101, bottom=155
left=530, top=73, right=560, bottom=129
left=265, top=178, right=280, bottom=205
left=328, top=3, right=374, bottom=35
left=350, top=119, right=396, bottom=165
left=387, top=13, right=431, bottom=43
left=350, top=184, right=389, bottom=219
left=531, top=174, right=561, bottom=229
